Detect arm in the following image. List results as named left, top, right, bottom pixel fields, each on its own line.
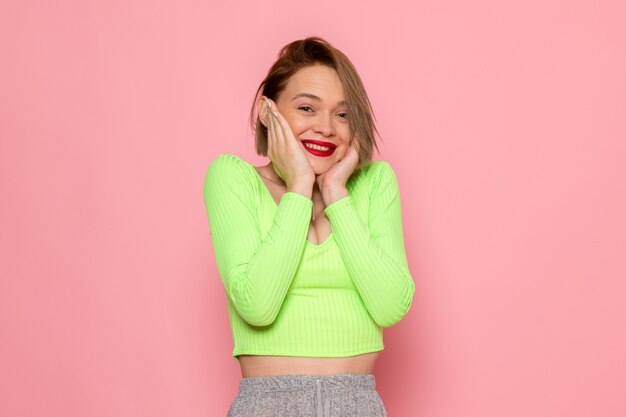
left=323, top=161, right=415, bottom=327
left=203, top=154, right=312, bottom=326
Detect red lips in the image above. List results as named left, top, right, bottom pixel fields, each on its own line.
left=300, top=139, right=337, bottom=148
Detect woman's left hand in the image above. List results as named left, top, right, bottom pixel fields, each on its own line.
left=317, top=141, right=360, bottom=206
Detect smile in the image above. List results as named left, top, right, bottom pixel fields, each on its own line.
left=304, top=142, right=332, bottom=151
left=301, top=141, right=336, bottom=157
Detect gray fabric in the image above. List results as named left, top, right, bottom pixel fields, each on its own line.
left=227, top=373, right=388, bottom=417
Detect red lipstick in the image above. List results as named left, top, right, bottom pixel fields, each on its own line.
left=301, top=139, right=337, bottom=148
left=300, top=139, right=337, bottom=157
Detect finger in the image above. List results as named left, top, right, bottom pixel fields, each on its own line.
left=350, top=142, right=360, bottom=161
left=266, top=99, right=284, bottom=143
left=351, top=142, right=359, bottom=156
left=268, top=106, right=277, bottom=156
left=264, top=98, right=273, bottom=139
left=266, top=101, right=276, bottom=156
left=269, top=110, right=286, bottom=150
left=271, top=108, right=295, bottom=145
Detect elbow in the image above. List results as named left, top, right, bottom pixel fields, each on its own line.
left=227, top=269, right=280, bottom=327
left=374, top=316, right=402, bottom=328
left=239, top=309, right=278, bottom=327
left=373, top=308, right=410, bottom=328
left=373, top=279, right=415, bottom=328
left=230, top=295, right=279, bottom=327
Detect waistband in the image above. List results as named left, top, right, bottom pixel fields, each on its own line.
left=238, top=372, right=376, bottom=393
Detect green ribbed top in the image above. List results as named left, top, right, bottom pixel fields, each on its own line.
left=203, top=153, right=415, bottom=363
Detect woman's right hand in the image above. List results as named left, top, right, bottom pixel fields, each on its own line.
left=262, top=96, right=315, bottom=191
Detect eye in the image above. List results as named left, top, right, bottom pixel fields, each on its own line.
left=337, top=112, right=348, bottom=118
left=298, top=105, right=313, bottom=112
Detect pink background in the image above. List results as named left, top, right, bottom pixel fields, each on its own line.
left=1, top=1, right=625, bottom=416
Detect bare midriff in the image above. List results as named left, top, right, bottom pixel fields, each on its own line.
left=239, top=351, right=381, bottom=377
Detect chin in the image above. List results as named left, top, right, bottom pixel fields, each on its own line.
left=311, top=165, right=325, bottom=176
left=308, top=159, right=332, bottom=176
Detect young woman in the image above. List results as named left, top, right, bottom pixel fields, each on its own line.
left=203, top=36, right=415, bottom=417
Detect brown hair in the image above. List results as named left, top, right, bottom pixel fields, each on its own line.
left=249, top=36, right=381, bottom=170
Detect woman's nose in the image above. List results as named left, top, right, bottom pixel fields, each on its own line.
left=313, top=113, right=335, bottom=136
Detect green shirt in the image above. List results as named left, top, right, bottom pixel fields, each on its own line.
left=203, top=154, right=414, bottom=363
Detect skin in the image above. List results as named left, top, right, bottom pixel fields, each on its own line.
left=241, top=64, right=380, bottom=377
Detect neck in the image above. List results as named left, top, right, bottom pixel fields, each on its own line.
left=264, top=163, right=321, bottom=194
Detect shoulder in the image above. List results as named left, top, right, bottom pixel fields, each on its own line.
left=205, top=153, right=251, bottom=176
left=203, top=154, right=256, bottom=199
left=352, top=160, right=399, bottom=192
left=204, top=153, right=256, bottom=183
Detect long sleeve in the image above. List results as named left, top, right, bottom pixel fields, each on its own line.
left=203, top=154, right=313, bottom=327
left=323, top=161, right=415, bottom=327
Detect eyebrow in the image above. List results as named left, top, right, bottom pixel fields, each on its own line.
left=291, top=92, right=345, bottom=106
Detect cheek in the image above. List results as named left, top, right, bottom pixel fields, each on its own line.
left=280, top=114, right=305, bottom=135
left=335, top=147, right=349, bottom=160
left=290, top=117, right=308, bottom=134
left=339, top=126, right=352, bottom=142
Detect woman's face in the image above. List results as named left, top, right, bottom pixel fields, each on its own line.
left=265, top=64, right=352, bottom=175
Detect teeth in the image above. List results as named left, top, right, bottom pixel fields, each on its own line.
left=304, top=142, right=332, bottom=151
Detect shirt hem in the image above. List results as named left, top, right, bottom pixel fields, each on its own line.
left=232, top=345, right=385, bottom=362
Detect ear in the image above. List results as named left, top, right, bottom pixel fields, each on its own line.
left=257, top=96, right=269, bottom=128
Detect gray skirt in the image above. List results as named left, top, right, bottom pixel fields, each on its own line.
left=227, top=373, right=388, bottom=417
